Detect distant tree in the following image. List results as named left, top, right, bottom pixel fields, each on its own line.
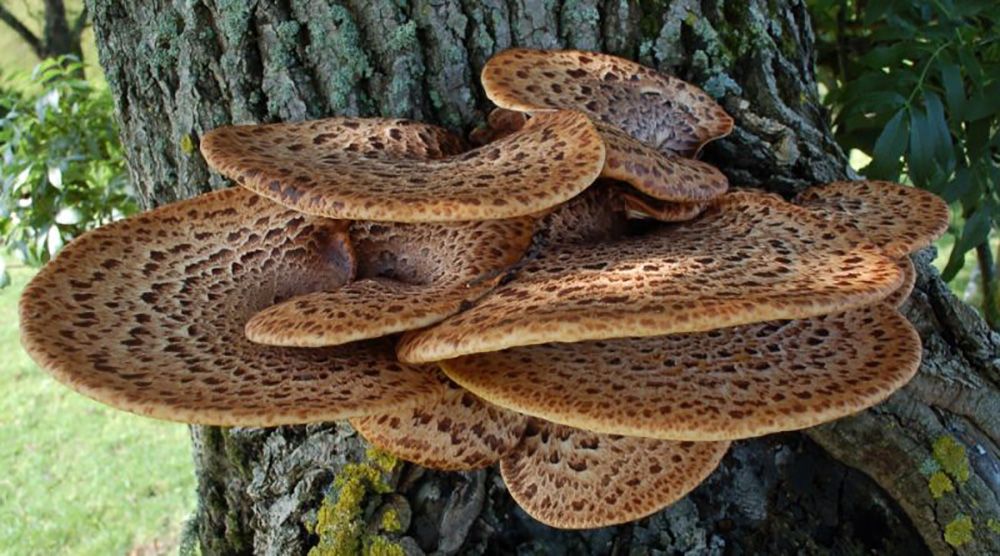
left=0, top=0, right=87, bottom=61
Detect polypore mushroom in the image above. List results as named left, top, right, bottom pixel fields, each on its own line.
left=18, top=188, right=442, bottom=426
left=398, top=190, right=903, bottom=363
left=526, top=180, right=630, bottom=257
left=441, top=303, right=920, bottom=441
left=351, top=374, right=528, bottom=471
left=201, top=111, right=605, bottom=222
left=501, top=420, right=729, bottom=529
left=471, top=107, right=729, bottom=202
left=245, top=217, right=535, bottom=347
left=794, top=180, right=950, bottom=258
left=481, top=48, right=734, bottom=157
left=595, top=121, right=728, bottom=202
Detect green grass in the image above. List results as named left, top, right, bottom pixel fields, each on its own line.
left=0, top=265, right=196, bottom=556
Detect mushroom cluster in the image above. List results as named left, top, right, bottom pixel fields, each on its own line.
left=19, top=48, right=950, bottom=529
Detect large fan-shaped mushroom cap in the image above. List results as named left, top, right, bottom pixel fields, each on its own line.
left=794, top=180, right=949, bottom=258
left=246, top=217, right=535, bottom=347
left=442, top=304, right=920, bottom=441
left=398, top=191, right=904, bottom=363
left=481, top=48, right=734, bottom=157
left=19, top=188, right=442, bottom=426
left=501, top=420, right=729, bottom=529
left=202, top=111, right=606, bottom=222
left=351, top=375, right=528, bottom=471
left=597, top=122, right=728, bottom=202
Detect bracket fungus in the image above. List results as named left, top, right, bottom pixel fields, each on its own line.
left=202, top=110, right=605, bottom=222
left=245, top=217, right=535, bottom=347
left=19, top=48, right=949, bottom=531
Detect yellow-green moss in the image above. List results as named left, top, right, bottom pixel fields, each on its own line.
left=987, top=518, right=1000, bottom=534
left=308, top=450, right=399, bottom=556
left=929, top=471, right=955, bottom=499
left=944, top=514, right=974, bottom=547
left=933, top=436, right=970, bottom=483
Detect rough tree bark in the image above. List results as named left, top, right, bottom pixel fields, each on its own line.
left=87, top=1, right=999, bottom=554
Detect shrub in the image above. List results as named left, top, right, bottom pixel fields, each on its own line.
left=0, top=57, right=135, bottom=284
left=811, top=1, right=1000, bottom=325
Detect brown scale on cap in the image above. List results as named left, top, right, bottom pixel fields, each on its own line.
left=398, top=191, right=904, bottom=363
left=597, top=122, right=728, bottom=202
left=201, top=111, right=606, bottom=222
left=619, top=188, right=706, bottom=222
left=18, top=188, right=442, bottom=426
left=885, top=257, right=916, bottom=308
left=245, top=217, right=535, bottom=347
left=442, top=304, right=921, bottom=441
left=481, top=48, right=734, bottom=157
left=794, top=180, right=949, bottom=258
left=351, top=375, right=528, bottom=471
left=500, top=419, right=729, bottom=529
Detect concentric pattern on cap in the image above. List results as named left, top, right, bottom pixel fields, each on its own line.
left=351, top=377, right=528, bottom=471
left=246, top=218, right=535, bottom=347
left=398, top=191, right=904, bottom=362
left=500, top=420, right=729, bottom=529
left=19, top=188, right=442, bottom=426
left=885, top=257, right=916, bottom=308
left=598, top=123, right=728, bottom=202
left=795, top=180, right=949, bottom=258
left=442, top=304, right=921, bottom=441
left=621, top=189, right=706, bottom=222
left=482, top=48, right=734, bottom=156
left=202, top=111, right=605, bottom=222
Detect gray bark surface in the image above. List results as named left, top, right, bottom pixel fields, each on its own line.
left=86, top=0, right=999, bottom=554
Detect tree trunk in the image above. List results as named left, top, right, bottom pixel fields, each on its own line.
left=87, top=1, right=999, bottom=554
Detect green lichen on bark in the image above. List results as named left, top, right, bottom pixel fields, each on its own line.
left=309, top=449, right=400, bottom=556
left=933, top=436, right=970, bottom=483
left=944, top=514, right=974, bottom=547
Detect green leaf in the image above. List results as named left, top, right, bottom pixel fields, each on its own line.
left=0, top=258, right=9, bottom=289
left=942, top=208, right=991, bottom=282
left=939, top=63, right=966, bottom=121
left=866, top=109, right=909, bottom=180
left=908, top=105, right=934, bottom=189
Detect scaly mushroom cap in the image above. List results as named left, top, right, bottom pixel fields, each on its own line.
left=202, top=111, right=606, bottom=222
left=246, top=217, right=535, bottom=347
left=18, top=188, right=442, bottom=426
left=398, top=191, right=903, bottom=363
left=620, top=189, right=706, bottom=222
left=442, top=304, right=920, bottom=441
left=351, top=376, right=528, bottom=471
left=501, top=420, right=729, bottom=529
left=886, top=257, right=916, bottom=308
left=794, top=180, right=949, bottom=258
left=481, top=48, right=734, bottom=156
left=597, top=122, right=728, bottom=202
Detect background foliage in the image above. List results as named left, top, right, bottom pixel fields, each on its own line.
left=0, top=57, right=134, bottom=283
left=811, top=0, right=1000, bottom=326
